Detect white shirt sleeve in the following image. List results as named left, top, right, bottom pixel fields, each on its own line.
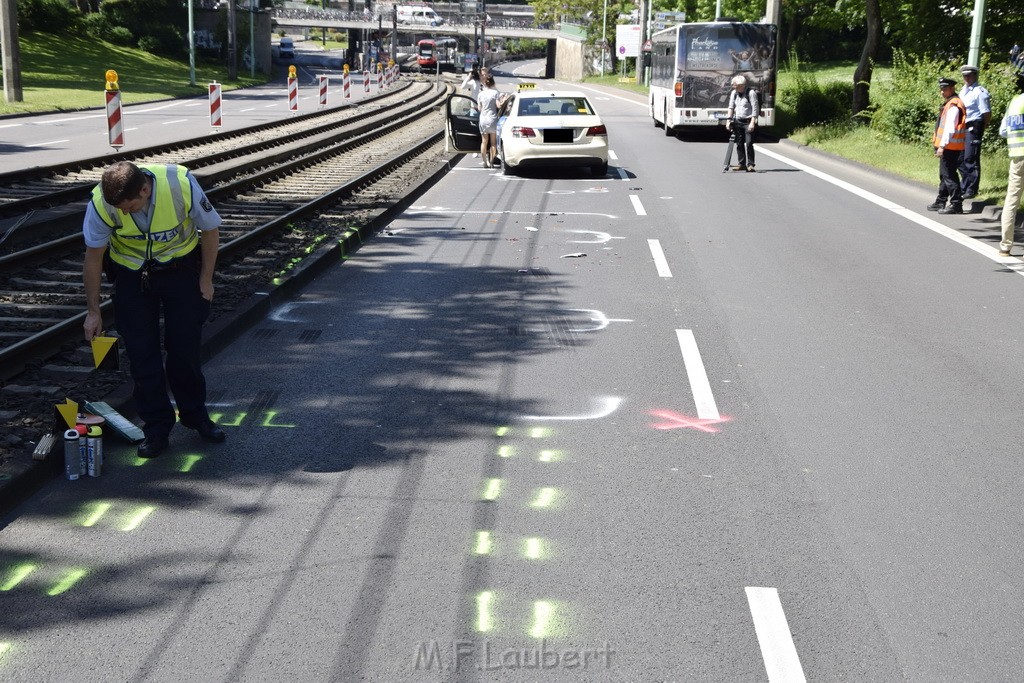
left=82, top=202, right=113, bottom=248
left=940, top=106, right=961, bottom=147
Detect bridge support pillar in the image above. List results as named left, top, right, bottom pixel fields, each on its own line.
left=545, top=39, right=556, bottom=79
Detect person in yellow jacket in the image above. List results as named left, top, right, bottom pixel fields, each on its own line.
left=927, top=77, right=968, bottom=215
left=82, top=161, right=225, bottom=458
left=998, top=74, right=1024, bottom=256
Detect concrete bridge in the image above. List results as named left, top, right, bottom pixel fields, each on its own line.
left=269, top=7, right=597, bottom=80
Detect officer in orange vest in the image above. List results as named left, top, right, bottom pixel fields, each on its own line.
left=928, top=77, right=967, bottom=215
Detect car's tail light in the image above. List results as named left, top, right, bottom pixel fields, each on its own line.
left=586, top=125, right=607, bottom=136
left=674, top=81, right=682, bottom=97
left=511, top=126, right=536, bottom=138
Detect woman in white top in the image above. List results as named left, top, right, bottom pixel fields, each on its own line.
left=461, top=65, right=481, bottom=101
left=476, top=74, right=504, bottom=168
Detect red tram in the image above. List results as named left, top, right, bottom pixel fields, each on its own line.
left=416, top=37, right=459, bottom=71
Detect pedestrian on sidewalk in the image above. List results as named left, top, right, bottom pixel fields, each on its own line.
left=82, top=161, right=227, bottom=458
left=927, top=77, right=967, bottom=215
left=997, top=74, right=1024, bottom=256
left=725, top=75, right=758, bottom=172
left=957, top=65, right=991, bottom=199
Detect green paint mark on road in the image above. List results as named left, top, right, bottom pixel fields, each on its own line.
left=80, top=502, right=112, bottom=527
left=530, top=601, right=554, bottom=638
left=481, top=478, right=502, bottom=501
left=47, top=568, right=88, bottom=596
left=121, top=505, right=156, bottom=532
left=1, top=564, right=36, bottom=592
left=529, top=487, right=557, bottom=509
left=474, top=531, right=493, bottom=555
left=476, top=591, right=495, bottom=632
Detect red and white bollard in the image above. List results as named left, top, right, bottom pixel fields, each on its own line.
left=377, top=66, right=383, bottom=91
left=342, top=69, right=351, bottom=99
left=364, top=71, right=371, bottom=93
left=209, top=81, right=222, bottom=128
left=318, top=75, right=328, bottom=108
left=104, top=69, right=124, bottom=149
left=287, top=65, right=298, bottom=113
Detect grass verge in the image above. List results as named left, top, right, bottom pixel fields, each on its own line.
left=0, top=32, right=267, bottom=116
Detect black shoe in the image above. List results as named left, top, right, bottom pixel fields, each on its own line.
left=938, top=204, right=963, bottom=215
left=962, top=191, right=976, bottom=199
left=181, top=420, right=226, bottom=443
left=138, top=436, right=169, bottom=458
left=926, top=201, right=945, bottom=211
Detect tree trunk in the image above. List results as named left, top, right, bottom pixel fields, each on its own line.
left=852, top=0, right=882, bottom=117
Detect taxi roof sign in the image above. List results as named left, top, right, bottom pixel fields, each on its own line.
left=517, top=82, right=536, bottom=90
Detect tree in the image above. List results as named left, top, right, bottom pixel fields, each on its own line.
left=852, top=0, right=882, bottom=116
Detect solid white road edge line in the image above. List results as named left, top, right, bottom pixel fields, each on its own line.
left=675, top=329, right=719, bottom=420
left=630, top=194, right=647, bottom=216
left=648, top=239, right=673, bottom=277
left=27, top=140, right=70, bottom=147
left=755, top=145, right=1024, bottom=277
left=745, top=587, right=808, bottom=683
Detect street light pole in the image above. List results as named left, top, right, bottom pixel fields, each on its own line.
left=601, top=0, right=607, bottom=77
left=187, top=0, right=196, bottom=86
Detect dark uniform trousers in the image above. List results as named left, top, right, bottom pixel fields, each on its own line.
left=113, top=248, right=212, bottom=440
left=937, top=148, right=963, bottom=206
left=959, top=121, right=984, bottom=196
left=733, top=117, right=755, bottom=167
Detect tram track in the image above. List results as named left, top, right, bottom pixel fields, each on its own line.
left=0, top=76, right=463, bottom=470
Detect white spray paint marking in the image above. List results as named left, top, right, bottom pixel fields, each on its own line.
left=608, top=150, right=618, bottom=160
left=565, top=309, right=633, bottom=332
left=269, top=301, right=323, bottom=323
left=523, top=396, right=623, bottom=421
left=745, top=587, right=807, bottom=683
left=566, top=230, right=624, bottom=244
left=405, top=209, right=618, bottom=219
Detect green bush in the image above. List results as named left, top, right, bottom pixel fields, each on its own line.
left=108, top=26, right=134, bottom=47
left=82, top=12, right=113, bottom=41
left=17, top=0, right=80, bottom=33
left=871, top=52, right=952, bottom=146
left=779, top=53, right=854, bottom=127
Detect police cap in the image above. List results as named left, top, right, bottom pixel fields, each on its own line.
left=959, top=64, right=978, bottom=75
left=938, top=77, right=957, bottom=88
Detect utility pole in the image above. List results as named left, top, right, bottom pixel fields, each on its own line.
left=0, top=0, right=23, bottom=102
left=227, top=0, right=237, bottom=80
left=967, top=0, right=986, bottom=67
left=480, top=1, right=487, bottom=67
left=390, top=5, right=396, bottom=66
left=187, top=0, right=196, bottom=86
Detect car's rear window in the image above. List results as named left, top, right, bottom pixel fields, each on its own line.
left=518, top=97, right=594, bottom=116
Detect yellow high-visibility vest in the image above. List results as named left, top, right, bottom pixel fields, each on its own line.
left=91, top=164, right=198, bottom=271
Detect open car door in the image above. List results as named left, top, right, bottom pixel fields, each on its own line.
left=446, top=94, right=482, bottom=152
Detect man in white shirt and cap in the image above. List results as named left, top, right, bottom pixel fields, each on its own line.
left=957, top=64, right=991, bottom=199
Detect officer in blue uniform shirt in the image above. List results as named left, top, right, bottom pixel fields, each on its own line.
left=957, top=64, right=991, bottom=199
left=82, top=161, right=226, bottom=458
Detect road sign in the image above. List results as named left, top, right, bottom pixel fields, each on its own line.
left=615, top=24, right=641, bottom=58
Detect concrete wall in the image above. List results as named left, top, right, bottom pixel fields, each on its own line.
left=554, top=34, right=585, bottom=82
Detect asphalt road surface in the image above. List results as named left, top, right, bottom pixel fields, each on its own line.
left=1, top=71, right=1022, bottom=681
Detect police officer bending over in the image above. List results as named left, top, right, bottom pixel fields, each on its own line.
left=82, top=161, right=226, bottom=458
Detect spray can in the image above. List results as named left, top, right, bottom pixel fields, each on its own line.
left=64, top=429, right=81, bottom=480
left=75, top=424, right=88, bottom=477
left=87, top=426, right=103, bottom=477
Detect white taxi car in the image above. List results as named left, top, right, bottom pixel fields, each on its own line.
left=445, top=85, right=609, bottom=176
